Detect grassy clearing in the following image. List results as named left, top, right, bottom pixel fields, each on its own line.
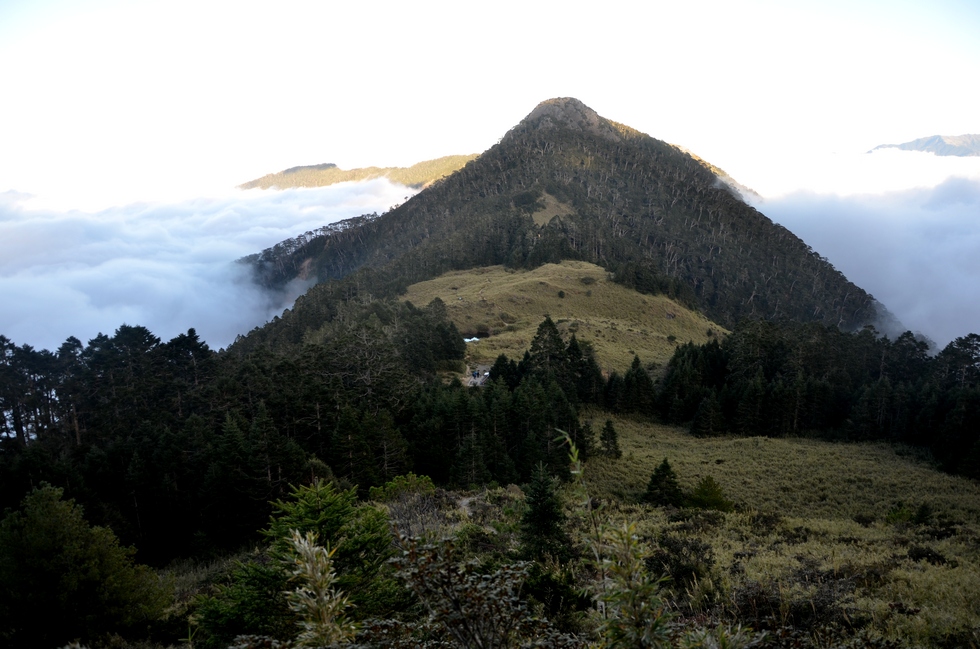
left=573, top=416, right=980, bottom=645
left=584, top=417, right=980, bottom=523
left=401, top=261, right=725, bottom=373
left=531, top=192, right=576, bottom=226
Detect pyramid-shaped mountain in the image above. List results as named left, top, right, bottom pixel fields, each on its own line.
left=245, top=98, right=879, bottom=345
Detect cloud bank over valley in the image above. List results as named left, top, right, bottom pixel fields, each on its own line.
left=760, top=174, right=980, bottom=348
left=2, top=147, right=979, bottom=354
left=0, top=180, right=415, bottom=351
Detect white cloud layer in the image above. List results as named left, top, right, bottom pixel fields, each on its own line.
left=0, top=180, right=415, bottom=351
left=720, top=147, right=980, bottom=199
left=759, top=175, right=980, bottom=348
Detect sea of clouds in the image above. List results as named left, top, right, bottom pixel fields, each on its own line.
left=0, top=180, right=416, bottom=352
left=759, top=174, right=980, bottom=349
left=733, top=147, right=980, bottom=349
left=2, top=150, right=979, bottom=354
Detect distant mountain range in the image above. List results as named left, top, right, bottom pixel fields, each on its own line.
left=871, top=134, right=980, bottom=156
left=239, top=155, right=478, bottom=190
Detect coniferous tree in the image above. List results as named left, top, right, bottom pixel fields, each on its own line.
left=332, top=407, right=379, bottom=490
left=519, top=463, right=571, bottom=562
left=451, top=428, right=491, bottom=487
left=528, top=317, right=576, bottom=401
left=690, top=394, right=725, bottom=437
left=600, top=419, right=622, bottom=459
left=623, top=355, right=656, bottom=416
left=644, top=458, right=684, bottom=507
left=960, top=439, right=980, bottom=480
left=568, top=334, right=604, bottom=405
left=206, top=413, right=266, bottom=547
left=735, top=368, right=766, bottom=436
left=489, top=353, right=521, bottom=391
left=604, top=371, right=625, bottom=412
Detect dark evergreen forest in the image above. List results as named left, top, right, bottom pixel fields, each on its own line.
left=2, top=291, right=979, bottom=647
left=3, top=304, right=978, bottom=570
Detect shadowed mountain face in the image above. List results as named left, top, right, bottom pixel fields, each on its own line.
left=872, top=134, right=980, bottom=157
left=241, top=98, right=879, bottom=348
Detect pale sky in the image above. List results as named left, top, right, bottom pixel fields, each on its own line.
left=2, top=0, right=978, bottom=207
left=1, top=0, right=979, bottom=349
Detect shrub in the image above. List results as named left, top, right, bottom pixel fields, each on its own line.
left=686, top=476, right=734, bottom=512
left=0, top=485, right=171, bottom=649
left=196, top=479, right=403, bottom=647
left=369, top=473, right=436, bottom=503
left=392, top=537, right=571, bottom=648
left=596, top=523, right=673, bottom=648
left=647, top=533, right=715, bottom=592
left=194, top=556, right=293, bottom=649
left=283, top=530, right=357, bottom=648
left=907, top=545, right=948, bottom=566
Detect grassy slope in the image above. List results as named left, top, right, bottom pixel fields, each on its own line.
left=586, top=417, right=980, bottom=522
left=400, top=260, right=725, bottom=373
left=578, top=416, right=980, bottom=644
left=240, top=154, right=478, bottom=190
left=401, top=259, right=979, bottom=643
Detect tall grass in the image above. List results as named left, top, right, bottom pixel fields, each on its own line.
left=585, top=417, right=980, bottom=523
left=575, top=416, right=980, bottom=645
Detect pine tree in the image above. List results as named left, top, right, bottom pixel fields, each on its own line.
left=568, top=334, right=604, bottom=405
left=735, top=367, right=766, bottom=435
left=283, top=530, right=357, bottom=648
left=960, top=439, right=980, bottom=480
left=604, top=371, right=625, bottom=412
left=690, top=393, right=725, bottom=437
left=600, top=419, right=622, bottom=459
left=528, top=317, right=569, bottom=379
left=451, top=429, right=491, bottom=487
left=489, top=353, right=520, bottom=390
left=644, top=458, right=683, bottom=507
left=623, top=355, right=656, bottom=416
left=331, top=407, right=378, bottom=490
left=519, top=463, right=572, bottom=562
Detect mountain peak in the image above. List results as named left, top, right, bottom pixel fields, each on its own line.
left=516, top=97, right=623, bottom=142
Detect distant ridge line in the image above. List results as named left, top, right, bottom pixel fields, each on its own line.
left=239, top=155, right=478, bottom=190
left=871, top=134, right=980, bottom=157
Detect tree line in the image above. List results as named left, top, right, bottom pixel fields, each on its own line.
left=657, top=320, right=980, bottom=478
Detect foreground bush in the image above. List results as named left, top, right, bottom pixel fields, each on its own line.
left=0, top=485, right=171, bottom=648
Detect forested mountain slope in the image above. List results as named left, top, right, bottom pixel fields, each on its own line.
left=243, top=97, right=880, bottom=352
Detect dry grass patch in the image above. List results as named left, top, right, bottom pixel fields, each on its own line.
left=531, top=192, right=576, bottom=226
left=401, top=261, right=724, bottom=373
left=584, top=417, right=980, bottom=524
left=573, top=416, right=980, bottom=645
